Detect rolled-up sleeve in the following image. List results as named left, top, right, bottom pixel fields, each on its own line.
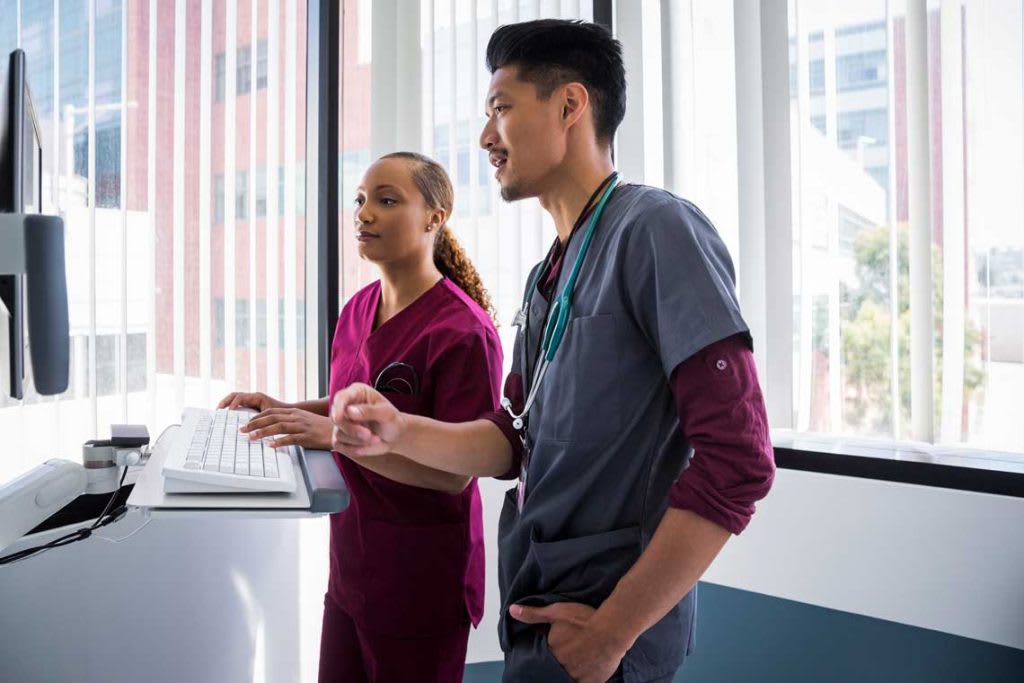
left=481, top=371, right=525, bottom=480
left=668, top=333, right=775, bottom=534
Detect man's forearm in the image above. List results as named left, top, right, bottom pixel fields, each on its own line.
left=394, top=416, right=514, bottom=478
left=340, top=451, right=472, bottom=493
left=590, top=507, right=731, bottom=651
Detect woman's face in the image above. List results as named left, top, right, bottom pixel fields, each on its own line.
left=353, top=158, right=443, bottom=266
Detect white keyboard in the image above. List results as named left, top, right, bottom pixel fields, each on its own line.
left=162, top=408, right=298, bottom=493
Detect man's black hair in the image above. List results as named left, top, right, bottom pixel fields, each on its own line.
left=485, top=19, right=626, bottom=145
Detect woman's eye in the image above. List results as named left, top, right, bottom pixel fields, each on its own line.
left=353, top=196, right=364, bottom=207
left=493, top=105, right=508, bottom=114
left=380, top=197, right=397, bottom=207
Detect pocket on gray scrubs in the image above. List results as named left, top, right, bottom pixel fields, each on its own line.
left=530, top=525, right=641, bottom=605
left=558, top=314, right=623, bottom=443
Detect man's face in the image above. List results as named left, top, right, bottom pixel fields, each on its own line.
left=480, top=66, right=567, bottom=201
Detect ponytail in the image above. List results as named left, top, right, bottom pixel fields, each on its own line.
left=434, top=226, right=496, bottom=323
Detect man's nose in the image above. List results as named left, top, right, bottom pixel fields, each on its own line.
left=479, top=116, right=497, bottom=151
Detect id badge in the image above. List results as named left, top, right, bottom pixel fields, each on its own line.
left=515, top=435, right=531, bottom=512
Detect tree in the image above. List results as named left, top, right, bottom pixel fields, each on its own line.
left=839, top=223, right=985, bottom=436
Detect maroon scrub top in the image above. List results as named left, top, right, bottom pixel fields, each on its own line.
left=327, top=278, right=503, bottom=638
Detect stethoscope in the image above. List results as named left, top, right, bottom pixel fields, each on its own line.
left=500, top=174, right=620, bottom=431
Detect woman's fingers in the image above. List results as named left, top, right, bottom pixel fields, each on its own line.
left=247, top=420, right=301, bottom=440
left=217, top=393, right=237, bottom=409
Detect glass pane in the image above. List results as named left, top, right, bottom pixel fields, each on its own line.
left=958, top=0, right=1024, bottom=454
left=1, top=0, right=310, bottom=484
left=789, top=0, right=896, bottom=439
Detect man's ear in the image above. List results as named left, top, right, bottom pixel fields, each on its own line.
left=560, top=82, right=590, bottom=129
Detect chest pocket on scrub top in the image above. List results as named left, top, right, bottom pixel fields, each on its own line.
left=548, top=313, right=621, bottom=443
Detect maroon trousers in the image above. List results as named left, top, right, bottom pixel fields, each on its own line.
left=318, top=594, right=470, bottom=683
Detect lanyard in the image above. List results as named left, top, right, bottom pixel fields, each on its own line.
left=501, top=174, right=620, bottom=431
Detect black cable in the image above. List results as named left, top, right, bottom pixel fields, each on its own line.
left=0, top=467, right=129, bottom=566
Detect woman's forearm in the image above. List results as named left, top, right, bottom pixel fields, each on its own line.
left=293, top=398, right=330, bottom=416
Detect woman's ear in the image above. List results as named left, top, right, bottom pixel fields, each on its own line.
left=427, top=207, right=446, bottom=232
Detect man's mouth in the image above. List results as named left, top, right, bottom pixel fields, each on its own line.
left=490, top=153, right=508, bottom=178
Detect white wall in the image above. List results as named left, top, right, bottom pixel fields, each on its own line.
left=705, top=467, right=1024, bottom=651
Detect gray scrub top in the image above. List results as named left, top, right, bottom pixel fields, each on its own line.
left=497, top=183, right=749, bottom=682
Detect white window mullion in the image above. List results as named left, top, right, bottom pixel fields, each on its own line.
left=266, top=0, right=281, bottom=399
left=885, top=1, right=902, bottom=439
left=447, top=0, right=457, bottom=180
left=50, top=0, right=60, bottom=211
left=147, top=0, right=157, bottom=429
left=173, top=0, right=186, bottom=408
left=284, top=0, right=298, bottom=401
left=225, top=0, right=238, bottom=390
left=248, top=5, right=257, bottom=391
left=760, top=0, right=796, bottom=428
left=792, top=0, right=813, bottom=433
left=119, top=0, right=128, bottom=421
left=939, top=0, right=967, bottom=443
left=906, top=0, right=935, bottom=442
left=88, top=0, right=97, bottom=435
left=199, top=0, right=213, bottom=402
left=421, top=0, right=434, bottom=158
left=734, top=0, right=769, bottom=374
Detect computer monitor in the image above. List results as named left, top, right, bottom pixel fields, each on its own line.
left=0, top=48, right=68, bottom=400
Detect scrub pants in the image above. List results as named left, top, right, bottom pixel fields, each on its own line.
left=318, top=594, right=470, bottom=683
left=503, top=629, right=680, bottom=683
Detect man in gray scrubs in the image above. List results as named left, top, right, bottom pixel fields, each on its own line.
left=332, top=19, right=775, bottom=683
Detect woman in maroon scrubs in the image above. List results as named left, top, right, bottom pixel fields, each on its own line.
left=218, top=152, right=502, bottom=682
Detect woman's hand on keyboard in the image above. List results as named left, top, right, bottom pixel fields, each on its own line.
left=217, top=391, right=287, bottom=412
left=240, top=408, right=334, bottom=451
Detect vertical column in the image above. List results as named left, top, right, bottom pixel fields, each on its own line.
left=906, top=0, right=935, bottom=442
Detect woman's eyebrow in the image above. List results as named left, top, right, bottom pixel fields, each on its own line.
left=372, top=184, right=403, bottom=193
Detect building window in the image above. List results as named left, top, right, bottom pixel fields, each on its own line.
left=236, top=170, right=248, bottom=220
left=256, top=39, right=268, bottom=90
left=214, top=52, right=226, bottom=102
left=95, top=334, right=117, bottom=397
left=255, top=168, right=267, bottom=218
left=214, top=298, right=225, bottom=349
left=836, top=50, right=887, bottom=92
left=214, top=174, right=225, bottom=224
left=255, top=299, right=267, bottom=349
left=236, top=299, right=250, bottom=348
left=837, top=108, right=888, bottom=149
left=236, top=45, right=251, bottom=95
left=126, top=333, right=147, bottom=393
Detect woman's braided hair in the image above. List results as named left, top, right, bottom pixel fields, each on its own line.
left=381, top=152, right=497, bottom=324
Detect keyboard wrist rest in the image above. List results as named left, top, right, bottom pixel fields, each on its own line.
left=300, top=450, right=349, bottom=514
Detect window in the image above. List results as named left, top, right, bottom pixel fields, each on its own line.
left=236, top=299, right=250, bottom=348
left=236, top=44, right=251, bottom=95
left=255, top=299, right=267, bottom=349
left=836, top=50, right=887, bottom=92
left=236, top=170, right=249, bottom=220
left=256, top=39, right=268, bottom=89
left=214, top=174, right=225, bottom=223
left=0, top=4, right=309, bottom=486
left=255, top=168, right=267, bottom=218
left=214, top=52, right=226, bottom=102
left=126, top=333, right=147, bottom=393
left=784, top=0, right=1024, bottom=457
